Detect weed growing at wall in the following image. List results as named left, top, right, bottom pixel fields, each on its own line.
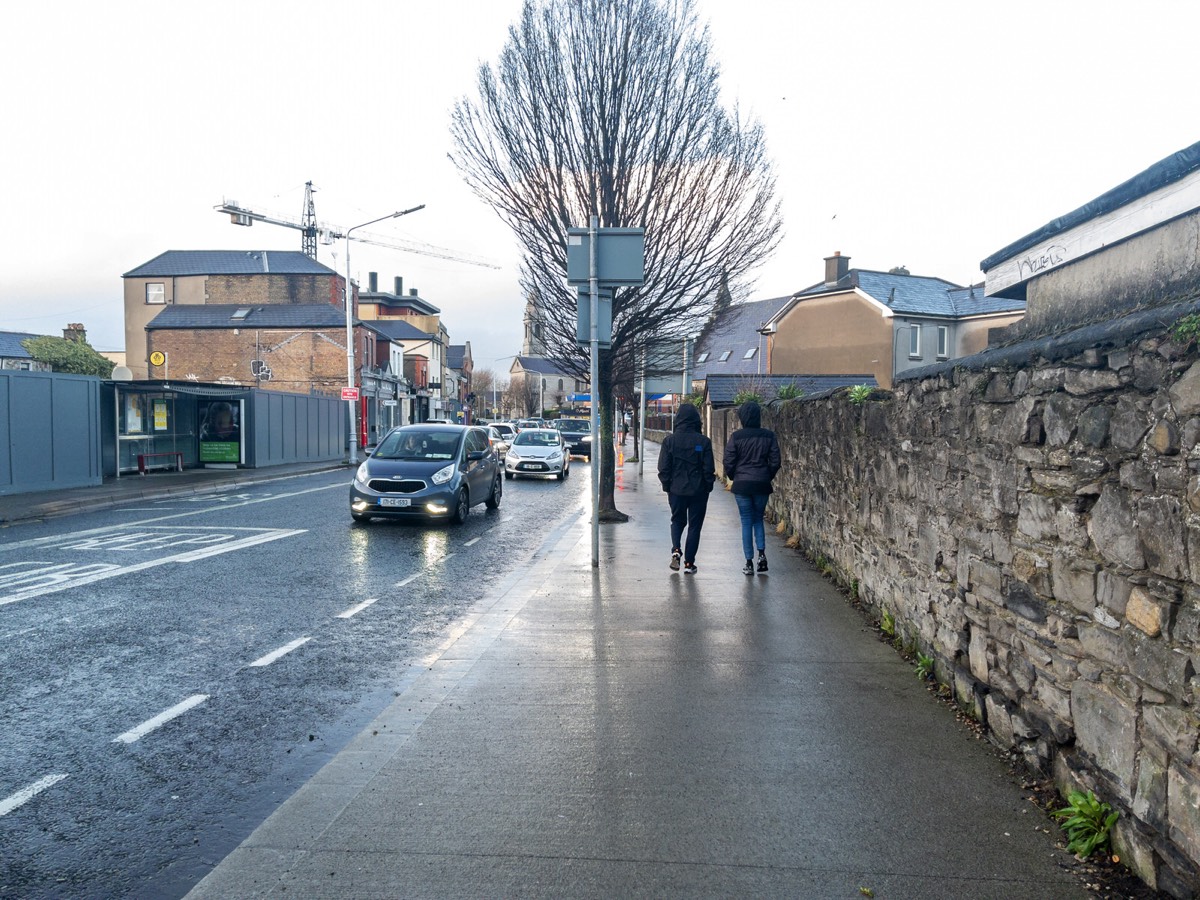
left=1053, top=790, right=1119, bottom=859
left=847, top=384, right=873, bottom=405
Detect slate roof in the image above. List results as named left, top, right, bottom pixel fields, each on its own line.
left=0, top=331, right=40, bottom=358
left=369, top=319, right=437, bottom=342
left=123, top=251, right=336, bottom=278
left=704, top=373, right=878, bottom=408
left=146, top=304, right=348, bottom=329
left=514, top=355, right=573, bottom=377
left=787, top=269, right=1024, bottom=318
left=694, top=296, right=793, bottom=380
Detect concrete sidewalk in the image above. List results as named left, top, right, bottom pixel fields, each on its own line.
left=182, top=441, right=1083, bottom=899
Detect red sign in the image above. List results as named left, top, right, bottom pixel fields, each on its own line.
left=341, top=387, right=360, bottom=401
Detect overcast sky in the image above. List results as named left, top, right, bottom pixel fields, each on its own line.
left=2, top=0, right=1196, bottom=376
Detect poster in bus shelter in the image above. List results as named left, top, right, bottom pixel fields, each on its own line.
left=199, top=401, right=241, bottom=463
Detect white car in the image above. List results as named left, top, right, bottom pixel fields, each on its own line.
left=504, top=428, right=570, bottom=481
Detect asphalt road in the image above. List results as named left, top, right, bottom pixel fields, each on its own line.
left=0, top=463, right=590, bottom=899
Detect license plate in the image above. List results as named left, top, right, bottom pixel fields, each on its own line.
left=379, top=497, right=411, bottom=507
left=520, top=463, right=545, bottom=470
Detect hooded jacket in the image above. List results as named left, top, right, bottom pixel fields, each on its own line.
left=657, top=403, right=715, bottom=496
left=722, top=400, right=781, bottom=495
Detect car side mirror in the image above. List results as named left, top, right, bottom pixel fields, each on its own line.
left=467, top=450, right=486, bottom=461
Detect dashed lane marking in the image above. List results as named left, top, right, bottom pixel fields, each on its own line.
left=395, top=574, right=418, bottom=588
left=248, top=637, right=311, bottom=668
left=113, top=694, right=209, bottom=745
left=0, top=773, right=69, bottom=817
left=336, top=598, right=378, bottom=619
left=463, top=537, right=481, bottom=547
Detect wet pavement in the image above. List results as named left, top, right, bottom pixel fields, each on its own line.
left=1, top=449, right=1086, bottom=898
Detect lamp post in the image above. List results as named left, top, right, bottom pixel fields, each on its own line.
left=343, top=205, right=424, bottom=465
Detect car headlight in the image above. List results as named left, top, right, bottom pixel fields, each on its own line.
left=506, top=450, right=518, bottom=462
left=431, top=463, right=455, bottom=485
left=355, top=462, right=370, bottom=485
left=548, top=451, right=562, bottom=461
left=582, top=435, right=592, bottom=443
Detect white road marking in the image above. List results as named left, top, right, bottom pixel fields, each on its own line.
left=0, top=529, right=306, bottom=607
left=395, top=574, right=418, bottom=588
left=113, top=694, right=209, bottom=744
left=463, top=537, right=481, bottom=547
left=248, top=636, right=311, bottom=667
left=443, top=552, right=457, bottom=562
left=336, top=598, right=377, bottom=619
left=0, top=482, right=343, bottom=553
left=0, top=773, right=68, bottom=817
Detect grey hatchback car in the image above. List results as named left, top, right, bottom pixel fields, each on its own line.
left=350, top=424, right=501, bottom=523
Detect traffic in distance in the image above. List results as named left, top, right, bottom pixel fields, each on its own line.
left=350, top=420, right=591, bottom=523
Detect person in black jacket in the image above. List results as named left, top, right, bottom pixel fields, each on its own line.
left=657, top=402, right=715, bottom=574
left=722, top=400, right=782, bottom=575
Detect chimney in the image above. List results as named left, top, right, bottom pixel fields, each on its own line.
left=824, top=251, right=850, bottom=286
left=63, top=323, right=86, bottom=342
left=368, top=272, right=378, bottom=292
left=394, top=277, right=403, bottom=296
left=410, top=288, right=418, bottom=297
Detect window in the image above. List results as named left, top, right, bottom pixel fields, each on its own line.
left=743, top=347, right=757, bottom=360
left=146, top=283, right=165, bottom=305
left=937, top=325, right=949, bottom=358
left=696, top=352, right=709, bottom=363
left=718, top=350, right=732, bottom=362
left=558, top=378, right=564, bottom=390
left=908, top=324, right=921, bottom=357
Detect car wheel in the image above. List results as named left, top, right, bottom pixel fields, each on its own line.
left=450, top=488, right=470, bottom=524
left=504, top=471, right=514, bottom=480
left=485, top=474, right=502, bottom=509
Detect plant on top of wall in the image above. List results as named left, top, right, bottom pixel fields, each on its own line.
left=775, top=383, right=805, bottom=401
left=847, top=384, right=874, bottom=405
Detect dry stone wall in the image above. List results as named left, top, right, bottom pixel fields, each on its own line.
left=711, top=304, right=1200, bottom=896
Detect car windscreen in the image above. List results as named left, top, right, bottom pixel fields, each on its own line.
left=558, top=420, right=588, bottom=431
left=513, top=431, right=559, bottom=446
left=373, top=430, right=462, bottom=460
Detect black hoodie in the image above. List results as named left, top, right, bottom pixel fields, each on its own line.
left=722, top=400, right=781, bottom=495
left=657, top=403, right=715, bottom=495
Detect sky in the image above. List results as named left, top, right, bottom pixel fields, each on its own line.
left=2, top=0, right=1197, bottom=378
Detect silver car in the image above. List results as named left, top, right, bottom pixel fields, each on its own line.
left=504, top=428, right=570, bottom=481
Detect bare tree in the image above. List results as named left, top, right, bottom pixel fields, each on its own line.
left=450, top=0, right=781, bottom=519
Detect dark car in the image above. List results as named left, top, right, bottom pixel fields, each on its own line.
left=350, top=424, right=502, bottom=523
left=555, top=418, right=592, bottom=459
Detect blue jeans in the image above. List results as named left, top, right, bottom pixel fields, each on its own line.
left=735, top=492, right=769, bottom=560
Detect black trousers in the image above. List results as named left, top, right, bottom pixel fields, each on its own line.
left=668, top=491, right=710, bottom=564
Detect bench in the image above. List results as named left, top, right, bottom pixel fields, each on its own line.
left=137, top=452, right=184, bottom=475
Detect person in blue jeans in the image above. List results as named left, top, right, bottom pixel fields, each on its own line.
left=722, top=400, right=781, bottom=575
left=657, top=403, right=715, bottom=574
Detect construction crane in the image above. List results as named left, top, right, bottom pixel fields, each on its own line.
left=215, top=182, right=500, bottom=269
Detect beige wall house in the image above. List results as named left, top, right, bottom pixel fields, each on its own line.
left=122, top=250, right=346, bottom=380
left=764, top=253, right=1026, bottom=389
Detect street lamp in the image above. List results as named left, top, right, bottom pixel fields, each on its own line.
left=343, top=204, right=424, bottom=464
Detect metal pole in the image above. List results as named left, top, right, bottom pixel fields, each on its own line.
left=589, top=215, right=600, bottom=568
left=638, top=348, right=646, bottom=476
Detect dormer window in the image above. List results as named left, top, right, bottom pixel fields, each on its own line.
left=718, top=350, right=731, bottom=362
left=231, top=308, right=253, bottom=321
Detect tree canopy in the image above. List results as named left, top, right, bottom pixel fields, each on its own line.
left=449, top=0, right=781, bottom=514
left=22, top=336, right=115, bottom=377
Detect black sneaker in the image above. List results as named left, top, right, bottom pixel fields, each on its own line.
left=670, top=548, right=682, bottom=571
left=683, top=561, right=697, bottom=575
left=757, top=554, right=768, bottom=573
left=743, top=560, right=754, bottom=576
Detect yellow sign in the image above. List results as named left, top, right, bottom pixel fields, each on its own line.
left=149, top=351, right=166, bottom=367
left=153, top=400, right=168, bottom=431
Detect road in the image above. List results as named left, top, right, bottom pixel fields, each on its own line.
left=0, top=463, right=590, bottom=899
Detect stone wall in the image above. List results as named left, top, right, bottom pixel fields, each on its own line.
left=712, top=298, right=1200, bottom=896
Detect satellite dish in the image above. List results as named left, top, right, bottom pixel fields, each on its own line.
left=111, top=366, right=133, bottom=381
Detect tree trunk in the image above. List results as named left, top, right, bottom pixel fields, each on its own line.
left=596, top=357, right=629, bottom=523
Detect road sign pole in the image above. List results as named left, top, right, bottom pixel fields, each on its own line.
left=589, top=215, right=600, bottom=568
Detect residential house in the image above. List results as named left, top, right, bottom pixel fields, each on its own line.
left=446, top=343, right=474, bottom=422
left=759, top=253, right=1026, bottom=389
left=122, top=250, right=346, bottom=381
left=691, top=295, right=794, bottom=392
left=370, top=318, right=444, bottom=423
left=0, top=331, right=52, bottom=371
